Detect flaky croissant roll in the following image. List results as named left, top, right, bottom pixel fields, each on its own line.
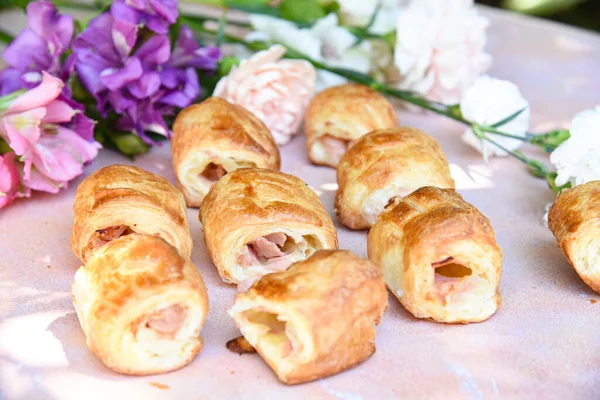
left=71, top=164, right=192, bottom=263
left=548, top=181, right=600, bottom=293
left=305, top=84, right=397, bottom=167
left=336, top=128, right=455, bottom=230
left=72, top=234, right=208, bottom=375
left=172, top=97, right=280, bottom=207
left=229, top=250, right=388, bottom=385
left=200, top=168, right=338, bottom=289
left=368, top=187, right=502, bottom=324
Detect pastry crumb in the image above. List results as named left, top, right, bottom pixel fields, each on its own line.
left=230, top=370, right=235, bottom=374
left=590, top=299, right=597, bottom=304
left=46, top=265, right=51, bottom=269
left=226, top=336, right=256, bottom=355
left=149, top=382, right=170, bottom=390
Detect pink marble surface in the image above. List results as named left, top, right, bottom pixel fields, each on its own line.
left=1, top=6, right=600, bottom=400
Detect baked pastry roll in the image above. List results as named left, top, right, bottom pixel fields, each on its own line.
left=336, top=127, right=455, bottom=230
left=71, top=164, right=192, bottom=263
left=305, top=84, right=397, bottom=168
left=229, top=250, right=388, bottom=385
left=200, top=168, right=338, bottom=289
left=368, top=187, right=502, bottom=324
left=172, top=97, right=280, bottom=207
left=72, top=234, right=208, bottom=375
left=548, top=181, right=600, bottom=293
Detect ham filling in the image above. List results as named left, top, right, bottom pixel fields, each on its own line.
left=237, top=233, right=309, bottom=272
left=432, top=257, right=475, bottom=301
left=321, top=135, right=351, bottom=164
left=89, top=225, right=133, bottom=253
left=146, top=304, right=186, bottom=339
left=201, top=163, right=227, bottom=182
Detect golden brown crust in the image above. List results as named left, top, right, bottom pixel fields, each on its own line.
left=305, top=84, right=398, bottom=167
left=229, top=250, right=388, bottom=385
left=70, top=164, right=192, bottom=263
left=72, top=234, right=208, bottom=375
left=200, top=168, right=339, bottom=284
left=548, top=181, right=600, bottom=293
left=335, top=128, right=455, bottom=230
left=172, top=97, right=281, bottom=207
left=368, top=187, right=502, bottom=324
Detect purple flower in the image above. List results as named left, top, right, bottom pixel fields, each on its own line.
left=72, top=14, right=221, bottom=143
left=111, top=0, right=178, bottom=34
left=0, top=1, right=74, bottom=95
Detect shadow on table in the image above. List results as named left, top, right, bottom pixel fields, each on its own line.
left=46, top=313, right=123, bottom=381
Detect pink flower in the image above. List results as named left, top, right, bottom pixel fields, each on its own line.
left=393, top=0, right=492, bottom=105
left=0, top=152, right=21, bottom=209
left=0, top=72, right=101, bottom=197
left=213, top=45, right=316, bottom=145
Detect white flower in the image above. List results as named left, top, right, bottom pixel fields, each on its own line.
left=247, top=14, right=372, bottom=89
left=338, top=0, right=406, bottom=34
left=460, top=75, right=530, bottom=157
left=393, top=0, right=492, bottom=104
left=550, top=106, right=600, bottom=187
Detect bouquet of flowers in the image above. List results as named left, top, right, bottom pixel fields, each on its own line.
left=0, top=0, right=597, bottom=211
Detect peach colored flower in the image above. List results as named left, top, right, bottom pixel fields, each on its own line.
left=213, top=45, right=316, bottom=145
left=393, top=0, right=492, bottom=105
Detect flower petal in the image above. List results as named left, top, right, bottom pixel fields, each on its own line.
left=99, top=57, right=143, bottom=91
left=8, top=72, right=63, bottom=113
left=43, top=100, right=76, bottom=124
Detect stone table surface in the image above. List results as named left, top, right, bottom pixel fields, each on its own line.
left=1, top=5, right=600, bottom=400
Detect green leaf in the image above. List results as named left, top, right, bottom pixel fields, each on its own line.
left=0, top=0, right=31, bottom=10
left=168, top=15, right=183, bottom=48
left=322, top=0, right=339, bottom=14
left=383, top=31, right=397, bottom=49
left=446, top=104, right=463, bottom=119
left=280, top=0, right=326, bottom=24
left=529, top=129, right=571, bottom=153
left=0, top=28, right=14, bottom=45
left=546, top=172, right=571, bottom=194
left=109, top=132, right=150, bottom=158
left=218, top=55, right=240, bottom=77
left=491, top=107, right=528, bottom=128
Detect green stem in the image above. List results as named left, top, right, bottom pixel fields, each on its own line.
left=192, top=25, right=553, bottom=178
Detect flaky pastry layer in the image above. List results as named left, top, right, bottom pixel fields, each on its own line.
left=70, top=164, right=192, bottom=263
left=548, top=181, right=600, bottom=293
left=72, top=234, right=208, bottom=375
left=172, top=97, right=280, bottom=207
left=336, top=127, right=455, bottom=230
left=305, top=84, right=398, bottom=168
left=229, top=250, right=388, bottom=384
left=368, top=187, right=502, bottom=324
left=200, top=168, right=338, bottom=287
